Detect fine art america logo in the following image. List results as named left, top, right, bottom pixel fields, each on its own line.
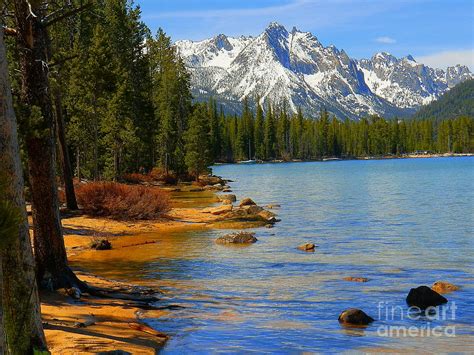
left=376, top=302, right=457, bottom=337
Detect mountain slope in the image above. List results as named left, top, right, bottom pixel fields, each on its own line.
left=176, top=23, right=473, bottom=119
left=412, top=79, right=474, bottom=120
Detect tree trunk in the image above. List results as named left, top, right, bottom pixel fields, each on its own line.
left=0, top=261, right=5, bottom=354
left=76, top=146, right=81, bottom=181
left=54, top=88, right=78, bottom=210
left=13, top=0, right=83, bottom=289
left=0, top=27, right=47, bottom=353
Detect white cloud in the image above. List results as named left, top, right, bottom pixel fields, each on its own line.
left=375, top=36, right=396, bottom=44
left=416, top=49, right=474, bottom=71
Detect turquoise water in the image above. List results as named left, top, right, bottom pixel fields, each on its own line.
left=150, top=158, right=474, bottom=352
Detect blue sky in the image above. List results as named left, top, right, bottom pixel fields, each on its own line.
left=136, top=0, right=474, bottom=70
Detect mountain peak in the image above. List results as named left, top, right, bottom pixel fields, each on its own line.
left=266, top=22, right=286, bottom=30
left=265, top=22, right=288, bottom=36
left=213, top=34, right=233, bottom=51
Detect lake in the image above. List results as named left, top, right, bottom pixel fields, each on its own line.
left=93, top=158, right=474, bottom=353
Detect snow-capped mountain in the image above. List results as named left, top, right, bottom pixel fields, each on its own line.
left=176, top=22, right=473, bottom=119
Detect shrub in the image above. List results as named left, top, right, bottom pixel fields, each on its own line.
left=122, top=173, right=153, bottom=184
left=76, top=182, right=170, bottom=220
left=149, top=168, right=178, bottom=185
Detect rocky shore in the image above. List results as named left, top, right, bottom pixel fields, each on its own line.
left=42, top=175, right=277, bottom=354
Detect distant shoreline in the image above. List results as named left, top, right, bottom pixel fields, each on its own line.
left=216, top=153, right=474, bottom=166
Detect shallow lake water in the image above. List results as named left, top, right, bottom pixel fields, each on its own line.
left=80, top=157, right=474, bottom=353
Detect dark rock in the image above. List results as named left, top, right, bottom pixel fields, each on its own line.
left=239, top=198, right=256, bottom=207
left=216, top=232, right=257, bottom=244
left=91, top=239, right=112, bottom=250
left=406, top=286, right=448, bottom=309
left=338, top=308, right=374, bottom=326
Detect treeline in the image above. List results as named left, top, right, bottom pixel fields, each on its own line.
left=212, top=101, right=474, bottom=161
left=6, top=0, right=472, bottom=186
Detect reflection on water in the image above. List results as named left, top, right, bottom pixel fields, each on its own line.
left=75, top=158, right=474, bottom=353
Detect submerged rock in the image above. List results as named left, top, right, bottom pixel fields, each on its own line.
left=266, top=204, right=281, bottom=209
left=297, top=243, right=316, bottom=252
left=343, top=277, right=369, bottom=283
left=239, top=197, right=256, bottom=207
left=91, top=239, right=112, bottom=250
left=432, top=281, right=460, bottom=294
left=218, top=194, right=237, bottom=202
left=338, top=308, right=374, bottom=326
left=406, top=286, right=448, bottom=309
left=215, top=232, right=258, bottom=244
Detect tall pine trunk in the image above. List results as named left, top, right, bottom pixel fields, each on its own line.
left=54, top=88, right=78, bottom=210
left=13, top=0, right=83, bottom=289
left=0, top=27, right=47, bottom=353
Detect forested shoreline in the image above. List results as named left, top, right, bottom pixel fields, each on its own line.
left=5, top=1, right=473, bottom=182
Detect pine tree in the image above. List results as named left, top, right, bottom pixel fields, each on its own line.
left=254, top=99, right=265, bottom=160
left=208, top=98, right=222, bottom=161
left=185, top=104, right=212, bottom=179
left=151, top=29, right=192, bottom=176
left=264, top=102, right=276, bottom=159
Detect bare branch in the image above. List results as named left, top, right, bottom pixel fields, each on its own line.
left=2, top=26, right=18, bottom=36
left=42, top=2, right=93, bottom=27
left=49, top=54, right=79, bottom=68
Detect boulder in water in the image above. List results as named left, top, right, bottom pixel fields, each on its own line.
left=338, top=308, right=374, bottom=326
left=432, top=281, right=460, bottom=294
left=91, top=239, right=112, bottom=250
left=239, top=198, right=256, bottom=207
left=218, top=194, right=236, bottom=202
left=406, top=286, right=448, bottom=309
left=297, top=243, right=316, bottom=252
left=215, top=232, right=257, bottom=244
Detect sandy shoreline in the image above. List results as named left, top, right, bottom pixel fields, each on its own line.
left=41, top=185, right=266, bottom=354
left=222, top=152, right=474, bottom=165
